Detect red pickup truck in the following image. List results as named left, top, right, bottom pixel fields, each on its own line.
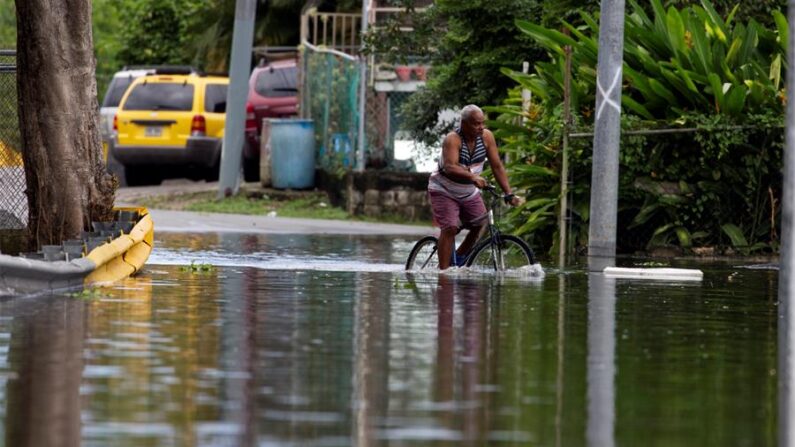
left=243, top=58, right=299, bottom=181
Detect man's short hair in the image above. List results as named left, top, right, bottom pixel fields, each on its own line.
left=461, top=104, right=483, bottom=123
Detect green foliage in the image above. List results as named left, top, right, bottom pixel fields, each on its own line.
left=497, top=0, right=785, bottom=254
left=185, top=0, right=306, bottom=72
left=93, top=0, right=132, bottom=102
left=511, top=0, right=786, bottom=120
left=0, top=0, right=15, bottom=47
left=114, top=0, right=340, bottom=73
left=665, top=0, right=786, bottom=27
left=68, top=287, right=107, bottom=300
left=364, top=0, right=547, bottom=145
left=304, top=50, right=360, bottom=174
left=117, top=0, right=198, bottom=67
left=0, top=0, right=130, bottom=101
left=180, top=261, right=216, bottom=273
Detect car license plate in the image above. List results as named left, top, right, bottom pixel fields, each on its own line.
left=144, top=126, right=162, bottom=137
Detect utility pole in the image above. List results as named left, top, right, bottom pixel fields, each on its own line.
left=218, top=0, right=257, bottom=198
left=778, top=2, right=795, bottom=445
left=587, top=0, right=626, bottom=271
left=356, top=0, right=369, bottom=172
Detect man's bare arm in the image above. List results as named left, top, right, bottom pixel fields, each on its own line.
left=484, top=130, right=523, bottom=205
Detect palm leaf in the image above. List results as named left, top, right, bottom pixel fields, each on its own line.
left=721, top=223, right=749, bottom=248
left=707, top=72, right=725, bottom=112
left=724, top=84, right=747, bottom=116
left=773, top=10, right=789, bottom=53
left=699, top=0, right=729, bottom=43
left=622, top=94, right=655, bottom=120
left=629, top=202, right=660, bottom=228
left=675, top=226, right=692, bottom=248
left=515, top=20, right=576, bottom=52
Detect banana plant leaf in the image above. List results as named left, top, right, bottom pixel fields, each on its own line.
left=773, top=10, right=788, bottom=54
left=675, top=226, right=692, bottom=248
left=721, top=223, right=749, bottom=248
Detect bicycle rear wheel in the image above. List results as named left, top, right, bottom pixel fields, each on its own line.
left=467, top=235, right=535, bottom=271
left=405, top=236, right=439, bottom=270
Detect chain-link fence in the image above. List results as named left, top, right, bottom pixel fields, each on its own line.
left=364, top=89, right=417, bottom=169
left=0, top=50, right=26, bottom=230
left=301, top=44, right=361, bottom=170
left=301, top=43, right=424, bottom=171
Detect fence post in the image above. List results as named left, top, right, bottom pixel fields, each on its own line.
left=587, top=0, right=625, bottom=271
left=356, top=0, right=369, bottom=172
left=521, top=61, right=531, bottom=127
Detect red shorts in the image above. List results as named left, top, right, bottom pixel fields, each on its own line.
left=429, top=191, right=487, bottom=230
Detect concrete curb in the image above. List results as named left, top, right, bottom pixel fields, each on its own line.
left=0, top=256, right=95, bottom=295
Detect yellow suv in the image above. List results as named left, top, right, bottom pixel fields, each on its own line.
left=111, top=68, right=229, bottom=185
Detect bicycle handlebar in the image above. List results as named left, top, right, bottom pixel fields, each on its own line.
left=481, top=184, right=517, bottom=206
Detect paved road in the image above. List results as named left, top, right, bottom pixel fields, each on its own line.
left=115, top=179, right=218, bottom=204
left=116, top=181, right=436, bottom=236
left=147, top=209, right=435, bottom=235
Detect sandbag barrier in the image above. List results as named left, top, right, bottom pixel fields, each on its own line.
left=0, top=207, right=153, bottom=295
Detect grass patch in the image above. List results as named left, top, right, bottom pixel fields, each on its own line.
left=185, top=193, right=350, bottom=220
left=180, top=261, right=216, bottom=273
left=68, top=287, right=106, bottom=300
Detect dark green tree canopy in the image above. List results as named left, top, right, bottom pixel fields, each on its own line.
left=365, top=0, right=546, bottom=144
left=364, top=0, right=787, bottom=144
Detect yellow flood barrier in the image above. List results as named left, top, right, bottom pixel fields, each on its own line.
left=84, top=208, right=154, bottom=286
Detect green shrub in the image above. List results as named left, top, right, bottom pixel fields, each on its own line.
left=494, top=0, right=785, bottom=254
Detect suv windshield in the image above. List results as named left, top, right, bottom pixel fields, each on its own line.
left=254, top=66, right=297, bottom=97
left=102, top=76, right=136, bottom=108
left=122, top=83, right=195, bottom=111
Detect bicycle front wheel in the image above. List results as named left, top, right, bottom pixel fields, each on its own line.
left=467, top=235, right=535, bottom=271
left=405, top=236, right=440, bottom=270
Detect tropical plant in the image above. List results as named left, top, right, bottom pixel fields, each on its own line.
left=364, top=0, right=548, bottom=146
left=495, top=0, right=785, bottom=254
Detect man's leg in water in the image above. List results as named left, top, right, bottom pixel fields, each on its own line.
left=429, top=190, right=463, bottom=270
left=457, top=224, right=485, bottom=259
left=456, top=193, right=488, bottom=259
left=437, top=226, right=458, bottom=270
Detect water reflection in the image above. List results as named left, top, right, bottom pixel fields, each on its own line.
left=779, top=240, right=795, bottom=446
left=150, top=233, right=421, bottom=273
left=4, top=297, right=84, bottom=447
left=0, top=231, right=783, bottom=445
left=586, top=273, right=615, bottom=447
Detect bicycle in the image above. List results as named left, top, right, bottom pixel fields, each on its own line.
left=405, top=186, right=536, bottom=271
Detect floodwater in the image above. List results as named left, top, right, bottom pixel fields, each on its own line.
left=0, top=232, right=784, bottom=446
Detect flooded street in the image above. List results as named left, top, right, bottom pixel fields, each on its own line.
left=0, top=232, right=780, bottom=446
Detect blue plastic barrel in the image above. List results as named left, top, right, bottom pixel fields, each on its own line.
left=269, top=119, right=316, bottom=189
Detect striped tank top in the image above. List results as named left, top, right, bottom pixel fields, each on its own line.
left=428, top=128, right=488, bottom=199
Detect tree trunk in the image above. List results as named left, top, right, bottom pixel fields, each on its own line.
left=15, top=0, right=115, bottom=248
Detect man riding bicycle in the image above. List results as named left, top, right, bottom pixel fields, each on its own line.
left=428, top=104, right=524, bottom=270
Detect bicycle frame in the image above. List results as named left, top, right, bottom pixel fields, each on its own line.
left=480, top=188, right=504, bottom=270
